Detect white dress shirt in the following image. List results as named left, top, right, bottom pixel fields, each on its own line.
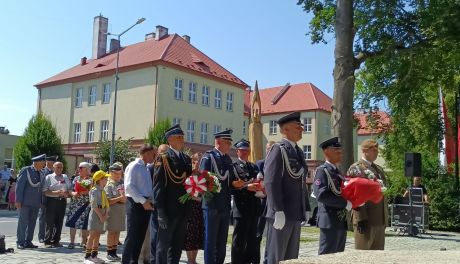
left=124, top=158, right=153, bottom=205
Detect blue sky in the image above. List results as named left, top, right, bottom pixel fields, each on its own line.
left=0, top=0, right=335, bottom=136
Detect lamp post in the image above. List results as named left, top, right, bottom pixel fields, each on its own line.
left=109, top=18, right=146, bottom=165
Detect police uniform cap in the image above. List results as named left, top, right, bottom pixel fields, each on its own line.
left=234, top=139, right=250, bottom=149
left=319, top=137, right=342, bottom=150
left=277, top=112, right=301, bottom=126
left=93, top=170, right=109, bottom=182
left=46, top=155, right=59, bottom=162
left=361, top=139, right=378, bottom=150
left=32, top=154, right=46, bottom=162
left=109, top=163, right=123, bottom=171
left=164, top=124, right=184, bottom=139
left=214, top=129, right=233, bottom=141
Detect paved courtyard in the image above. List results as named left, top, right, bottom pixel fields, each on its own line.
left=1, top=210, right=459, bottom=263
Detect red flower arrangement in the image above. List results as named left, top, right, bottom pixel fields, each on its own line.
left=341, top=177, right=383, bottom=209
left=74, top=179, right=92, bottom=194
left=179, top=170, right=221, bottom=204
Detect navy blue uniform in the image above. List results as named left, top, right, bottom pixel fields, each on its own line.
left=200, top=148, right=234, bottom=264
left=313, top=162, right=348, bottom=255
left=231, top=159, right=260, bottom=264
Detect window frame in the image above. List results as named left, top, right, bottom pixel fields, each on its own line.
left=187, top=120, right=196, bottom=143
left=174, top=78, right=183, bottom=100
left=102, top=83, right=111, bottom=104
left=303, top=145, right=312, bottom=160
left=214, top=89, right=222, bottom=109
left=269, top=120, right=277, bottom=135
left=88, top=85, right=97, bottom=106
left=73, top=123, right=81, bottom=143
left=202, top=85, right=210, bottom=106
left=75, top=88, right=83, bottom=108
left=200, top=122, right=208, bottom=144
left=188, top=81, right=197, bottom=103
left=86, top=121, right=95, bottom=143
left=226, top=92, right=234, bottom=112
left=303, top=117, right=312, bottom=133
left=100, top=120, right=110, bottom=141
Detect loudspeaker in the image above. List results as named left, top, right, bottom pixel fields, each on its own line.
left=405, top=152, right=422, bottom=177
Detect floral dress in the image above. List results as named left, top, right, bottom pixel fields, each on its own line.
left=65, top=176, right=91, bottom=229
left=183, top=170, right=204, bottom=251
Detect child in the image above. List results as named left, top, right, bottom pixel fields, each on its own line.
left=8, top=182, right=16, bottom=210
left=104, top=163, right=126, bottom=261
left=85, top=170, right=110, bottom=264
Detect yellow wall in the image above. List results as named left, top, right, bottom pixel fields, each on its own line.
left=156, top=66, right=246, bottom=144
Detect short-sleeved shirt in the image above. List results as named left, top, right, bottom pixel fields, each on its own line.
left=90, top=185, right=104, bottom=208
left=0, top=169, right=11, bottom=180
left=105, top=180, right=124, bottom=199
left=42, top=173, right=72, bottom=197
left=408, top=184, right=428, bottom=195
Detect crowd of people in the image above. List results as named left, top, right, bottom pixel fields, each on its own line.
left=8, top=111, right=404, bottom=264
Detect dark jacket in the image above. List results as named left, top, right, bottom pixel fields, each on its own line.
left=264, top=139, right=308, bottom=221
left=231, top=159, right=261, bottom=217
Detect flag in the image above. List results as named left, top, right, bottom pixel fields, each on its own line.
left=439, top=87, right=455, bottom=172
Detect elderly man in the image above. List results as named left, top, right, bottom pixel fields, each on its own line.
left=200, top=129, right=235, bottom=264
left=347, top=139, right=388, bottom=250
left=153, top=124, right=193, bottom=263
left=264, top=112, right=309, bottom=264
left=314, top=137, right=352, bottom=255
left=15, top=154, right=47, bottom=249
left=122, top=144, right=157, bottom=264
left=38, top=155, right=58, bottom=243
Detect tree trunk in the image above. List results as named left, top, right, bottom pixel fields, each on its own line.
left=333, top=0, right=355, bottom=173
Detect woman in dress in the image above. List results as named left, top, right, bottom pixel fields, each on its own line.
left=184, top=153, right=205, bottom=264
left=65, top=162, right=92, bottom=249
left=5, top=169, right=16, bottom=205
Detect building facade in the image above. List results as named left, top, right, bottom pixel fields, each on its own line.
left=0, top=131, right=20, bottom=168
left=36, top=15, right=247, bottom=169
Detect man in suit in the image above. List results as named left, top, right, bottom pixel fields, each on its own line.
left=153, top=124, right=192, bottom=263
left=200, top=129, right=235, bottom=264
left=264, top=112, right=309, bottom=264
left=313, top=137, right=352, bottom=255
left=231, top=139, right=263, bottom=264
left=347, top=139, right=388, bottom=250
left=15, top=154, right=47, bottom=249
left=38, top=155, right=57, bottom=243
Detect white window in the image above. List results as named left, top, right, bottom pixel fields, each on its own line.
left=303, top=145, right=312, bottom=160
left=188, top=82, right=197, bottom=103
left=226, top=92, right=234, bottom=112
left=269, top=120, right=277, bottom=135
left=88, top=85, right=96, bottom=106
left=173, top=118, right=182, bottom=126
left=214, top=89, right=222, bottom=109
left=75, top=88, right=83, bottom=107
left=213, top=124, right=222, bottom=134
left=174, top=78, right=183, bottom=100
left=200, top=122, right=208, bottom=144
left=100, top=120, right=109, bottom=141
left=73, top=123, right=81, bottom=143
left=86, top=121, right=95, bottom=143
left=303, top=117, right=312, bottom=133
left=102, top=83, right=111, bottom=104
left=202, top=85, right=210, bottom=106
left=243, top=120, right=246, bottom=136
left=187, top=120, right=195, bottom=143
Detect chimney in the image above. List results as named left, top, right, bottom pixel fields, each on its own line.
left=92, top=14, right=108, bottom=59
left=109, top=38, right=120, bottom=53
left=182, top=35, right=191, bottom=43
left=80, top=57, right=87, bottom=66
left=155, top=25, right=168, bottom=40
left=145, top=32, right=155, bottom=40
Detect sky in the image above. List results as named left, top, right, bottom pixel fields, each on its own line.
left=0, top=0, right=335, bottom=136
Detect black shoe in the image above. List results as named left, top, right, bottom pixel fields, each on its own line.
left=17, top=244, right=25, bottom=250
left=25, top=243, right=39, bottom=249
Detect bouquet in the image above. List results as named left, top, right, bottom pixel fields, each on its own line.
left=74, top=179, right=92, bottom=193
left=179, top=170, right=221, bottom=203
left=341, top=177, right=383, bottom=209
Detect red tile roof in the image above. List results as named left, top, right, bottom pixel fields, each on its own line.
left=244, top=82, right=332, bottom=116
left=36, top=34, right=247, bottom=89
left=355, top=111, right=391, bottom=135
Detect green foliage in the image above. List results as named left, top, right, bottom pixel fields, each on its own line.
left=13, top=113, right=66, bottom=171
left=94, top=138, right=137, bottom=171
left=145, top=119, right=171, bottom=147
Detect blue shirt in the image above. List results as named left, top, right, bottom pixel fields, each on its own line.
left=124, top=158, right=153, bottom=204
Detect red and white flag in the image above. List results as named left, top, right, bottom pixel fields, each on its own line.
left=438, top=87, right=455, bottom=172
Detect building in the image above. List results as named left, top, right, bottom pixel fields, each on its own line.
left=35, top=15, right=247, bottom=169
left=0, top=128, right=20, bottom=168
left=244, top=82, right=390, bottom=178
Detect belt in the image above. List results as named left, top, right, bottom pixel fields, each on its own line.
left=47, top=197, right=66, bottom=201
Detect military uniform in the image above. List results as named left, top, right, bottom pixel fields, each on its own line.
left=347, top=158, right=388, bottom=250
left=153, top=125, right=192, bottom=264
left=231, top=139, right=261, bottom=264
left=264, top=112, right=308, bottom=264
left=313, top=137, right=351, bottom=255
left=200, top=129, right=234, bottom=264
left=15, top=154, right=46, bottom=249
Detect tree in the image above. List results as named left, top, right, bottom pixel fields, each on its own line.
left=94, top=138, right=137, bottom=171
left=146, top=119, right=171, bottom=147
left=13, top=113, right=66, bottom=171
left=297, top=0, right=460, bottom=171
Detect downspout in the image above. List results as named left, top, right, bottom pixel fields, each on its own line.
left=153, top=65, right=159, bottom=125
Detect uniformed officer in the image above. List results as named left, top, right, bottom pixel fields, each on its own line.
left=264, top=112, right=309, bottom=264
left=313, top=137, right=352, bottom=255
left=200, top=129, right=235, bottom=264
left=15, top=154, right=47, bottom=249
left=153, top=124, right=192, bottom=263
left=38, top=155, right=57, bottom=243
left=231, top=139, right=262, bottom=264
